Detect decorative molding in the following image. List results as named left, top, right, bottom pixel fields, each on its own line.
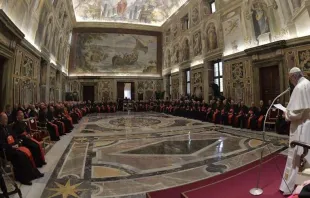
left=0, top=42, right=13, bottom=58
left=21, top=39, right=41, bottom=58
left=0, top=9, right=24, bottom=41
left=68, top=76, right=162, bottom=80
left=286, top=35, right=310, bottom=48
left=244, top=40, right=287, bottom=56
left=74, top=22, right=162, bottom=32
left=223, top=51, right=247, bottom=61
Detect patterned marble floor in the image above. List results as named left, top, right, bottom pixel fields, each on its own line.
left=17, top=112, right=288, bottom=198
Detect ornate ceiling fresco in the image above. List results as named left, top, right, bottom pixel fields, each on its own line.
left=72, top=0, right=189, bottom=26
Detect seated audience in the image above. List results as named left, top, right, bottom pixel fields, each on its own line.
left=12, top=111, right=46, bottom=167
left=0, top=113, right=43, bottom=185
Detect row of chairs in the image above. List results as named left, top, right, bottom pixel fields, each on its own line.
left=0, top=118, right=51, bottom=197
left=24, top=118, right=51, bottom=153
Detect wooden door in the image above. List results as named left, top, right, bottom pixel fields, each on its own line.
left=83, top=86, right=95, bottom=102
left=117, top=82, right=124, bottom=99
left=259, top=66, right=280, bottom=103
left=0, top=56, right=6, bottom=111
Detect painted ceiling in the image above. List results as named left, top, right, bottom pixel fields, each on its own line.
left=72, top=0, right=189, bottom=26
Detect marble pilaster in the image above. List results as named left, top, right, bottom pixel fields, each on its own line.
left=40, top=85, right=46, bottom=102
left=163, top=75, right=169, bottom=99
left=203, top=61, right=210, bottom=101
left=40, top=60, right=48, bottom=102
left=2, top=59, right=14, bottom=108
left=179, top=69, right=185, bottom=97
left=113, top=79, right=117, bottom=101
left=59, top=74, right=63, bottom=101
left=46, top=63, right=51, bottom=103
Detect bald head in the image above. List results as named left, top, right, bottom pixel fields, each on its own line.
left=0, top=112, right=8, bottom=126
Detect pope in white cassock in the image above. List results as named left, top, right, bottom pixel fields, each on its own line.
left=279, top=67, right=310, bottom=195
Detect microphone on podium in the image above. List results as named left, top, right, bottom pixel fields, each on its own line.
left=249, top=87, right=291, bottom=196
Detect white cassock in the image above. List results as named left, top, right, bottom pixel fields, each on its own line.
left=279, top=76, right=310, bottom=194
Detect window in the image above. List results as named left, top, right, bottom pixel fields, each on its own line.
left=213, top=61, right=223, bottom=93
left=186, top=70, right=191, bottom=95
left=124, top=83, right=131, bottom=99
left=169, top=75, right=172, bottom=98
left=210, top=1, right=216, bottom=13
left=181, top=14, right=189, bottom=30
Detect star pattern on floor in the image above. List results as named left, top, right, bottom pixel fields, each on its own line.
left=47, top=179, right=87, bottom=198
left=74, top=137, right=88, bottom=143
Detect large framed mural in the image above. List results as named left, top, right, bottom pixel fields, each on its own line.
left=70, top=32, right=160, bottom=75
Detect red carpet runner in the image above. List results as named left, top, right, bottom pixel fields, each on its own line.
left=147, top=154, right=287, bottom=198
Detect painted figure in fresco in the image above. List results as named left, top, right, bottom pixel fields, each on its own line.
left=44, top=17, right=53, bottom=48
left=192, top=7, right=199, bottom=25
left=193, top=32, right=202, bottom=56
left=206, top=23, right=218, bottom=51
left=117, top=0, right=127, bottom=16
left=172, top=25, right=178, bottom=38
left=167, top=50, right=171, bottom=67
left=173, top=45, right=180, bottom=64
left=182, top=39, right=190, bottom=61
left=112, top=37, right=148, bottom=66
left=201, top=0, right=211, bottom=16
left=251, top=0, right=270, bottom=39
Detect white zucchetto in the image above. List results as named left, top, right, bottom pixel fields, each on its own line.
left=289, top=67, right=301, bottom=74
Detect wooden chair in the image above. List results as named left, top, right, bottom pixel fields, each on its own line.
left=123, top=102, right=128, bottom=111
left=128, top=102, right=133, bottom=110
left=27, top=118, right=50, bottom=152
left=36, top=119, right=53, bottom=147
left=1, top=150, right=14, bottom=180
left=290, top=141, right=310, bottom=185
left=265, top=107, right=278, bottom=131
left=0, top=154, right=22, bottom=198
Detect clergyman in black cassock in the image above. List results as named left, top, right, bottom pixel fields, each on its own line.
left=0, top=113, right=43, bottom=185
left=12, top=111, right=46, bottom=167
